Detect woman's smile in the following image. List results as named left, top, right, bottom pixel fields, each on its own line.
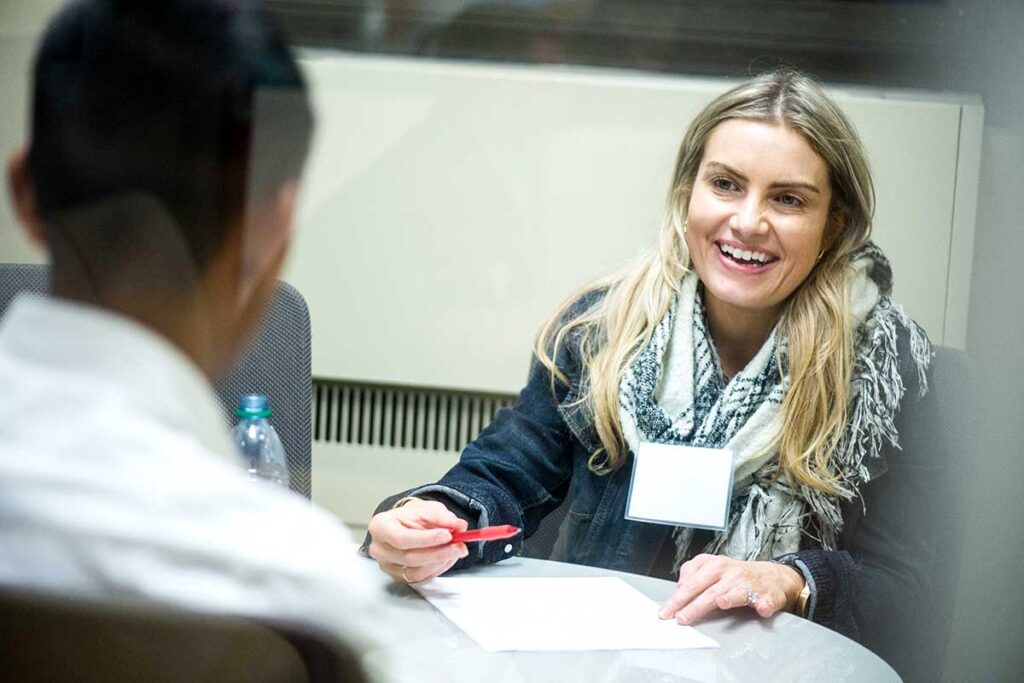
left=715, top=239, right=780, bottom=271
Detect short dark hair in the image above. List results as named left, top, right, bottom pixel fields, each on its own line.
left=28, top=0, right=314, bottom=268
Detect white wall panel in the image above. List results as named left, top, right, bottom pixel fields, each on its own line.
left=313, top=442, right=459, bottom=524
left=287, top=53, right=982, bottom=395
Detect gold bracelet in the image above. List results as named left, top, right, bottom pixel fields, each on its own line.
left=795, top=581, right=811, bottom=617
left=392, top=496, right=422, bottom=509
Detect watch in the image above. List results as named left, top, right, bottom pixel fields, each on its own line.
left=795, top=580, right=812, bottom=618
left=774, top=554, right=813, bottom=618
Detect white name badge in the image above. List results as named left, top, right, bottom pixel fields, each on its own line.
left=625, top=442, right=734, bottom=530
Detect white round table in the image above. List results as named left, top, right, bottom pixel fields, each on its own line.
left=360, top=556, right=900, bottom=682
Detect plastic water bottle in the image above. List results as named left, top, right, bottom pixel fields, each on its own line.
left=232, top=393, right=290, bottom=488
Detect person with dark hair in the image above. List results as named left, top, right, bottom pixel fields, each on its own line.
left=0, top=0, right=380, bottom=644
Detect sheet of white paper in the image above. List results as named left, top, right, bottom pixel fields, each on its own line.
left=413, top=576, right=720, bottom=652
left=626, top=442, right=734, bottom=530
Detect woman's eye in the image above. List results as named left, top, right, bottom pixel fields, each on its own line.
left=711, top=177, right=737, bottom=192
left=777, top=193, right=804, bottom=208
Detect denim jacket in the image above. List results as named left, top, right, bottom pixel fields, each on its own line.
left=370, top=311, right=947, bottom=678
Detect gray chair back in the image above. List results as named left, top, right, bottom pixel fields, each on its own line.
left=217, top=281, right=313, bottom=498
left=0, top=263, right=313, bottom=498
left=885, top=345, right=974, bottom=681
left=0, top=263, right=49, bottom=312
left=0, top=586, right=366, bottom=683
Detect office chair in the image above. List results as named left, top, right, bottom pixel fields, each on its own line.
left=0, top=263, right=313, bottom=498
left=0, top=586, right=367, bottom=683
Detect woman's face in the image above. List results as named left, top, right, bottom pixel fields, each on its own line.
left=685, top=119, right=833, bottom=328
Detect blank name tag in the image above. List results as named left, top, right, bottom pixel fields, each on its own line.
left=625, top=442, right=734, bottom=530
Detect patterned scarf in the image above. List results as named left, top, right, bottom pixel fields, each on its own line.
left=617, top=243, right=931, bottom=567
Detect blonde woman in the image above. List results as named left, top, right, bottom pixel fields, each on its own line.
left=365, top=69, right=936, bottom=658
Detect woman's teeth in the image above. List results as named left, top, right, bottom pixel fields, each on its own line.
left=718, top=242, right=773, bottom=265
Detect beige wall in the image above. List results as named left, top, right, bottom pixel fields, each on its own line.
left=287, top=54, right=981, bottom=397
left=0, top=0, right=60, bottom=264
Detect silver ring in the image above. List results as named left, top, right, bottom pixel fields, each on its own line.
left=401, top=567, right=413, bottom=583
left=740, top=584, right=759, bottom=606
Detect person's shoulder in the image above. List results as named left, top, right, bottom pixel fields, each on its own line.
left=130, top=449, right=383, bottom=619
left=89, top=416, right=357, bottom=563
left=538, top=286, right=608, bottom=360
left=560, top=286, right=608, bottom=322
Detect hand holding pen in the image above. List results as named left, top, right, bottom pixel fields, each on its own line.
left=367, top=497, right=521, bottom=584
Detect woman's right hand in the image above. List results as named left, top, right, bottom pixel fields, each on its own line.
left=367, top=498, right=470, bottom=584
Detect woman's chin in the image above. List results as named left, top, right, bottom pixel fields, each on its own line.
left=701, top=279, right=784, bottom=319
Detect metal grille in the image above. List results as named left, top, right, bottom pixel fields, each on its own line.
left=312, top=379, right=516, bottom=452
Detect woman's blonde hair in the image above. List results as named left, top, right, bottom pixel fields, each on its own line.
left=535, top=69, right=875, bottom=493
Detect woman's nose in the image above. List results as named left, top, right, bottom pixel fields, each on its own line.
left=729, top=199, right=768, bottom=234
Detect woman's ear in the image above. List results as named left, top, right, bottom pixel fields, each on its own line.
left=6, top=145, right=47, bottom=247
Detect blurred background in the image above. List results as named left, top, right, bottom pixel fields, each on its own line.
left=2, top=1, right=1021, bottom=679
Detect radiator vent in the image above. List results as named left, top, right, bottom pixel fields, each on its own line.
left=312, top=379, right=516, bottom=452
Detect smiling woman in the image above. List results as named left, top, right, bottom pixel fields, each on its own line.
left=363, top=68, right=937, bottom=674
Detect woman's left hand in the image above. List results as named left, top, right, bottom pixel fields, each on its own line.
left=658, top=554, right=805, bottom=624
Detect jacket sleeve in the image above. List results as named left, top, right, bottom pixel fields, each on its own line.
left=431, top=351, right=580, bottom=567
left=784, top=342, right=952, bottom=675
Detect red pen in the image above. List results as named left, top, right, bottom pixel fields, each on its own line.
left=448, top=525, right=520, bottom=544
